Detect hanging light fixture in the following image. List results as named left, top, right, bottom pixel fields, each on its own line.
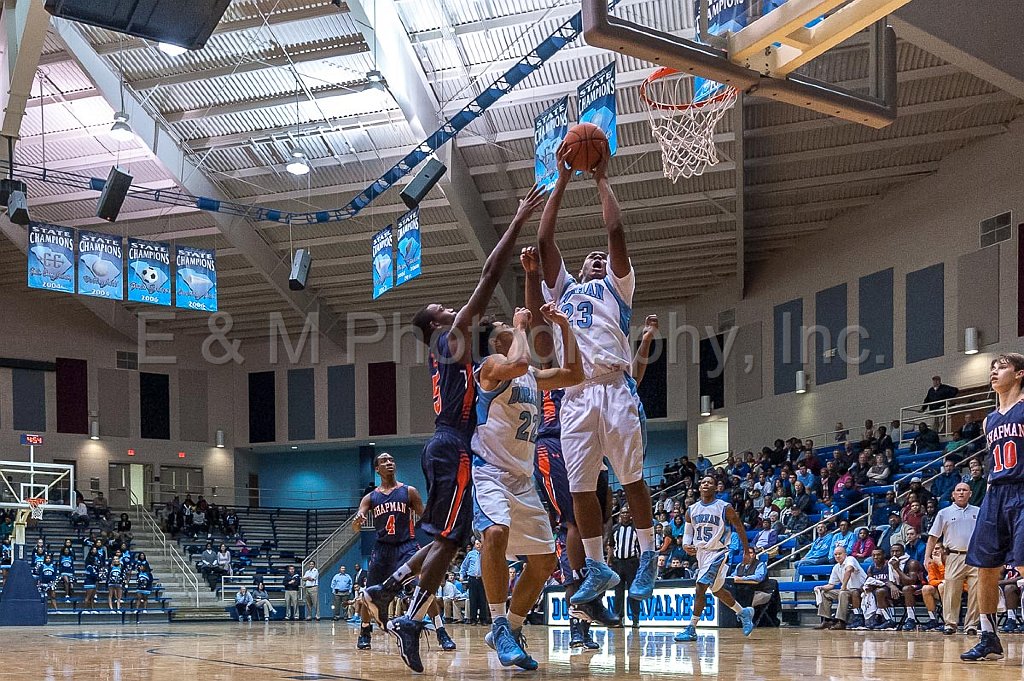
left=110, top=49, right=133, bottom=141
left=964, top=327, right=979, bottom=355
left=158, top=42, right=188, bottom=57
left=285, top=150, right=311, bottom=176
left=89, top=420, right=100, bottom=440
left=796, top=370, right=808, bottom=394
left=699, top=395, right=712, bottom=417
left=215, top=429, right=226, bottom=448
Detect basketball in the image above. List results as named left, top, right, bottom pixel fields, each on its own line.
left=561, top=122, right=609, bottom=172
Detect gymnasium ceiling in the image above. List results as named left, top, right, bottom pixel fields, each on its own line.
left=1, top=0, right=1023, bottom=345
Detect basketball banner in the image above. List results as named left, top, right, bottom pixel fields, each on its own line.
left=578, top=62, right=617, bottom=156
left=127, top=238, right=172, bottom=306
left=700, top=0, right=752, bottom=35
left=77, top=231, right=124, bottom=300
left=27, top=223, right=75, bottom=294
left=534, top=96, right=569, bottom=191
left=175, top=245, right=218, bottom=312
left=395, top=208, right=421, bottom=286
left=372, top=225, right=394, bottom=299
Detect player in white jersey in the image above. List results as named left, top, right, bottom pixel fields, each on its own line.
left=675, top=476, right=756, bottom=642
left=538, top=148, right=658, bottom=605
left=473, top=302, right=584, bottom=670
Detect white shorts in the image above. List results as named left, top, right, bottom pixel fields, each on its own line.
left=561, top=371, right=646, bottom=493
left=472, top=460, right=555, bottom=558
left=695, top=549, right=728, bottom=592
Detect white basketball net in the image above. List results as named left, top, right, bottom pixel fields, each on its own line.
left=28, top=497, right=46, bottom=520
left=640, top=68, right=739, bottom=182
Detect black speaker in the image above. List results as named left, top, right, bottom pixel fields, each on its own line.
left=400, top=158, right=447, bottom=209
left=289, top=248, right=312, bottom=291
left=7, top=190, right=29, bottom=226
left=96, top=166, right=133, bottom=222
left=44, top=0, right=231, bottom=50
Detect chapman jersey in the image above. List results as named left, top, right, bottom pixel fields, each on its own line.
left=370, top=484, right=415, bottom=545
left=430, top=330, right=478, bottom=438
left=537, top=389, right=563, bottom=439
left=986, top=401, right=1024, bottom=483
left=687, top=499, right=732, bottom=551
left=542, top=261, right=635, bottom=379
left=472, top=367, right=541, bottom=479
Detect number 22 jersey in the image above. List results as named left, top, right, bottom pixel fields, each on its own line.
left=472, top=367, right=540, bottom=478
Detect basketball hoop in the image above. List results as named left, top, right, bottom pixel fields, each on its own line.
left=27, top=497, right=46, bottom=520
left=639, top=67, right=739, bottom=181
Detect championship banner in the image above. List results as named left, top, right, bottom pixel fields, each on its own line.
left=699, top=0, right=752, bottom=35
left=175, top=245, right=218, bottom=312
left=578, top=62, right=617, bottom=156
left=77, top=231, right=124, bottom=300
left=371, top=225, right=394, bottom=299
left=27, top=223, right=75, bottom=294
left=395, top=208, right=421, bottom=286
left=127, top=238, right=172, bottom=306
left=534, top=96, right=569, bottom=191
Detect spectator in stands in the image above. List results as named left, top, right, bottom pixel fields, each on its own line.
left=71, top=499, right=89, bottom=529
left=331, top=565, right=353, bottom=622
left=902, top=500, right=925, bottom=533
left=924, top=375, right=959, bottom=414
left=234, top=586, right=254, bottom=622
left=695, top=454, right=712, bottom=476
left=866, top=454, right=891, bottom=486
left=92, top=491, right=110, bottom=521
left=785, top=506, right=811, bottom=543
left=797, top=524, right=834, bottom=568
left=222, top=509, right=240, bottom=538
left=944, top=429, right=969, bottom=459
left=828, top=519, right=856, bottom=556
left=834, top=422, right=849, bottom=443
left=862, top=419, right=876, bottom=444
left=795, top=465, right=818, bottom=497
left=831, top=466, right=861, bottom=514
left=191, top=506, right=209, bottom=539
left=913, top=422, right=942, bottom=454
left=814, top=545, right=867, bottom=630
left=903, top=527, right=927, bottom=563
left=115, top=512, right=133, bottom=543
left=851, top=528, right=876, bottom=560
left=872, top=491, right=899, bottom=528
left=964, top=458, right=987, bottom=506
left=302, top=560, right=320, bottom=621
left=921, top=498, right=940, bottom=534
left=792, top=481, right=815, bottom=514
left=252, top=581, right=276, bottom=620
left=932, top=458, right=962, bottom=504
left=850, top=451, right=872, bottom=487
left=754, top=518, right=778, bottom=552
left=876, top=426, right=894, bottom=456
left=216, top=543, right=233, bottom=577
left=197, top=542, right=218, bottom=581
left=661, top=556, right=690, bottom=580
left=925, top=482, right=979, bottom=636
left=0, top=513, right=12, bottom=538
left=905, top=477, right=934, bottom=506
left=283, top=565, right=301, bottom=620
left=999, top=566, right=1022, bottom=633
left=877, top=513, right=907, bottom=556
left=715, top=481, right=732, bottom=505
left=441, top=572, right=465, bottom=624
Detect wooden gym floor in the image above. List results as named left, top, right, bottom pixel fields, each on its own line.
left=7, top=622, right=1024, bottom=680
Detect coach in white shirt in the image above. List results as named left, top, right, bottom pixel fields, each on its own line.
left=302, top=560, right=321, bottom=621
left=814, top=545, right=867, bottom=629
left=926, top=482, right=980, bottom=634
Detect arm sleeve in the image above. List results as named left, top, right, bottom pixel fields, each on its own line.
left=683, top=522, right=694, bottom=546
left=541, top=261, right=571, bottom=304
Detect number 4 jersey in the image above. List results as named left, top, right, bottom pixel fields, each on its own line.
left=370, top=484, right=416, bottom=544
left=986, top=401, right=1024, bottom=483
left=472, top=365, right=540, bottom=478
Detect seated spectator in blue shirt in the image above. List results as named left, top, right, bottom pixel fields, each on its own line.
left=796, top=524, right=833, bottom=568
left=668, top=513, right=686, bottom=539
left=903, top=527, right=927, bottom=563
left=695, top=455, right=712, bottom=475
left=796, top=464, right=818, bottom=496
left=930, top=458, right=961, bottom=504
left=827, top=519, right=856, bottom=556
left=234, top=586, right=254, bottom=621
left=715, top=481, right=732, bottom=505
left=872, top=491, right=900, bottom=527
left=754, top=518, right=778, bottom=552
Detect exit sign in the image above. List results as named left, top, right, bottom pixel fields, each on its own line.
left=20, top=434, right=44, bottom=446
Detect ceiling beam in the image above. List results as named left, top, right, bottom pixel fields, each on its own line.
left=478, top=165, right=736, bottom=202
left=1, top=0, right=51, bottom=137
left=163, top=83, right=370, bottom=123
left=745, top=161, right=939, bottom=194
left=29, top=179, right=179, bottom=207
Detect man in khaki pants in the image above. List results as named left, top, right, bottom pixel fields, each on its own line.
left=813, top=545, right=866, bottom=630
left=926, top=483, right=980, bottom=635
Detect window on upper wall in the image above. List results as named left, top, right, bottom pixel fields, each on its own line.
left=981, top=211, right=1011, bottom=248
left=116, top=350, right=138, bottom=370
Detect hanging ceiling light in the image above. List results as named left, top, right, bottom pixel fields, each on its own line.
left=109, top=111, right=133, bottom=142
left=286, top=150, right=311, bottom=176
left=365, top=69, right=386, bottom=92
left=158, top=42, right=188, bottom=57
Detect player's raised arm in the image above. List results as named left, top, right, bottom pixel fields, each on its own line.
left=593, top=155, right=629, bottom=279
left=725, top=504, right=750, bottom=553
left=632, top=314, right=659, bottom=385
left=479, top=309, right=533, bottom=389
left=352, top=492, right=373, bottom=531
left=521, top=247, right=554, bottom=365
left=535, top=303, right=585, bottom=390
left=537, top=149, right=571, bottom=289
left=451, top=184, right=545, bottom=361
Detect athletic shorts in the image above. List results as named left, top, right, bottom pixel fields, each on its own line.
left=560, top=372, right=646, bottom=493
left=695, top=549, right=729, bottom=592
left=472, top=459, right=555, bottom=558
left=534, top=437, right=574, bottom=525
left=968, top=482, right=1024, bottom=568
left=368, top=539, right=420, bottom=587
left=420, top=426, right=474, bottom=546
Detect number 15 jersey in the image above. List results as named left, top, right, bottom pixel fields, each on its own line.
left=472, top=366, right=540, bottom=478
left=687, top=498, right=732, bottom=552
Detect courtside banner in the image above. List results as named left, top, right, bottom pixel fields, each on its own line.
left=175, top=245, right=218, bottom=312
left=27, top=223, right=75, bottom=294
left=395, top=208, right=421, bottom=286
left=545, top=585, right=723, bottom=627
left=699, top=0, right=751, bottom=34
left=578, top=62, right=617, bottom=156
left=77, top=231, right=124, bottom=300
left=372, top=225, right=394, bottom=299
left=127, top=238, right=172, bottom=306
left=534, top=96, right=568, bottom=191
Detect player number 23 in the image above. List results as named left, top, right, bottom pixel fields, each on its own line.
left=993, top=441, right=1018, bottom=473
left=516, top=411, right=539, bottom=443
left=561, top=301, right=593, bottom=328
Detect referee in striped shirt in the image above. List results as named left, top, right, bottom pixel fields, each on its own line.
left=606, top=506, right=642, bottom=627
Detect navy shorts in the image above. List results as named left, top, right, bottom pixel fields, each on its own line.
left=967, top=482, right=1024, bottom=568
left=534, top=437, right=575, bottom=526
left=420, top=426, right=474, bottom=546
left=368, top=539, right=420, bottom=587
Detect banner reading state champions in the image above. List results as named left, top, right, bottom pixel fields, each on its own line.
left=127, top=238, right=172, bottom=306
left=27, top=223, right=75, bottom=293
left=372, top=225, right=394, bottom=299
left=578, top=63, right=617, bottom=156
left=534, top=96, right=568, bottom=191
left=77, top=231, right=124, bottom=300
left=175, top=245, right=218, bottom=312
left=395, top=208, right=421, bottom=286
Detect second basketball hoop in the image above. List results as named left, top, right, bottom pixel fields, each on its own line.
left=639, top=67, right=738, bottom=182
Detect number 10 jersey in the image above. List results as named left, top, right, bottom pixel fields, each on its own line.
left=472, top=366, right=540, bottom=478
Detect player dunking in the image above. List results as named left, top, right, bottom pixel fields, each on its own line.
left=472, top=301, right=583, bottom=669
left=351, top=453, right=454, bottom=652
left=360, top=184, right=546, bottom=673
left=537, top=149, right=658, bottom=605
left=962, top=353, right=1024, bottom=662
left=674, top=476, right=755, bottom=642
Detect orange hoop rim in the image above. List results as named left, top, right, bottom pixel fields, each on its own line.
left=26, top=497, right=46, bottom=507
left=639, top=67, right=739, bottom=111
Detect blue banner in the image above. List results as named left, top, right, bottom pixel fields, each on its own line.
left=77, top=231, right=124, bottom=300
left=27, top=223, right=75, bottom=294
left=175, top=245, right=218, bottom=312
left=578, top=62, right=617, bottom=156
left=395, top=209, right=421, bottom=286
left=372, top=226, right=394, bottom=299
left=127, top=238, right=172, bottom=306
left=534, top=96, right=569, bottom=191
